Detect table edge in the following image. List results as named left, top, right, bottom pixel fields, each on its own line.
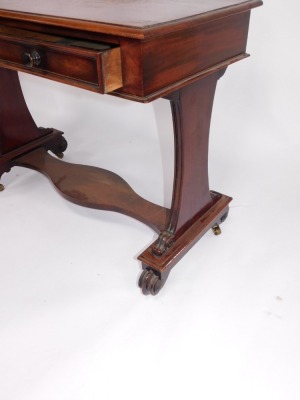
left=0, top=1, right=263, bottom=39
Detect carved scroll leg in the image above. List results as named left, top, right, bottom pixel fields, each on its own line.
left=0, top=68, right=68, bottom=189
left=138, top=69, right=232, bottom=294
left=46, top=133, right=68, bottom=159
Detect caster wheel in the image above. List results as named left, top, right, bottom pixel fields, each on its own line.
left=0, top=183, right=4, bottom=192
left=212, top=223, right=222, bottom=236
left=138, top=269, right=162, bottom=296
left=212, top=208, right=229, bottom=235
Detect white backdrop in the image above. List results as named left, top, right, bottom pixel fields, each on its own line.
left=1, top=1, right=300, bottom=399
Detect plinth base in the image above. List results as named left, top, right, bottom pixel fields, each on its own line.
left=138, top=193, right=231, bottom=294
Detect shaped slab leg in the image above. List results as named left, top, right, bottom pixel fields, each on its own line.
left=0, top=68, right=67, bottom=184
left=138, top=70, right=232, bottom=295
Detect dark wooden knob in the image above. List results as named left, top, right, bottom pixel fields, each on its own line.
left=23, top=50, right=41, bottom=67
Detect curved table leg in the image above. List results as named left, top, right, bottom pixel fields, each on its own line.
left=0, top=68, right=67, bottom=189
left=0, top=67, right=232, bottom=296
left=138, top=69, right=232, bottom=294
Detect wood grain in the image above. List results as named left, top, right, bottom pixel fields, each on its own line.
left=141, top=12, right=250, bottom=96
left=165, top=71, right=225, bottom=236
left=0, top=68, right=42, bottom=155
left=0, top=0, right=263, bottom=39
left=0, top=25, right=123, bottom=93
left=0, top=0, right=263, bottom=293
left=16, top=148, right=170, bottom=233
left=138, top=194, right=232, bottom=274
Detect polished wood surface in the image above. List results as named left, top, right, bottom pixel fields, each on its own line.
left=0, top=68, right=41, bottom=155
left=130, top=12, right=250, bottom=99
left=0, top=0, right=262, bottom=100
left=0, top=24, right=122, bottom=93
left=0, top=0, right=262, bottom=38
left=0, top=14, right=253, bottom=101
left=16, top=148, right=169, bottom=233
left=0, top=68, right=67, bottom=179
left=138, top=195, right=231, bottom=284
left=0, top=0, right=262, bottom=294
left=165, top=71, right=225, bottom=236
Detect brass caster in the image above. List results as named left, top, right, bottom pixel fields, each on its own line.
left=0, top=183, right=4, bottom=192
left=212, top=223, right=222, bottom=236
left=55, top=152, right=64, bottom=159
left=138, top=269, right=162, bottom=296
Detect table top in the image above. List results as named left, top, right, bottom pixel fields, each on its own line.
left=0, top=0, right=263, bottom=38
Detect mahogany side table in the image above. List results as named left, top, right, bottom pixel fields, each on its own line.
left=0, top=0, right=262, bottom=295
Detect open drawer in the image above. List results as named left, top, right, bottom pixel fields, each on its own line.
left=0, top=25, right=123, bottom=93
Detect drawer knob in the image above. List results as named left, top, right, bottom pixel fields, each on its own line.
left=23, top=50, right=41, bottom=67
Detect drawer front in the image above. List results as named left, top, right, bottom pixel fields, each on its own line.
left=0, top=26, right=122, bottom=93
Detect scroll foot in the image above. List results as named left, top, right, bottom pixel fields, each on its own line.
left=138, top=268, right=163, bottom=296
left=49, top=136, right=68, bottom=159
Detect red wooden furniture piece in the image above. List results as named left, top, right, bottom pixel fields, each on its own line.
left=0, top=0, right=262, bottom=294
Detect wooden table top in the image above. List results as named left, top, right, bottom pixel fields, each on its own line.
left=0, top=0, right=263, bottom=38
